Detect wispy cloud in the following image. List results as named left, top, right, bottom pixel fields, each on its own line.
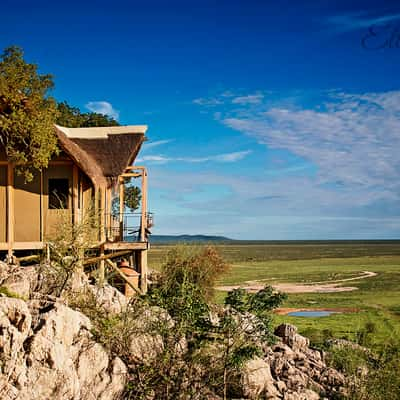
left=137, top=150, right=251, bottom=164
left=85, top=101, right=119, bottom=120
left=324, top=12, right=400, bottom=33
left=232, top=94, right=264, bottom=105
left=192, top=97, right=223, bottom=106
left=142, top=139, right=173, bottom=150
left=193, top=91, right=268, bottom=108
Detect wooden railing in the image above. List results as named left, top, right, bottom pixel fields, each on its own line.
left=105, top=212, right=153, bottom=242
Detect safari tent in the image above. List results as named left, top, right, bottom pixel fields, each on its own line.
left=0, top=124, right=151, bottom=292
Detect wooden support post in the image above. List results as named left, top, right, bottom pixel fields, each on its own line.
left=119, top=177, right=124, bottom=240
left=138, top=249, right=148, bottom=294
left=105, top=187, right=112, bottom=241
left=46, top=243, right=50, bottom=264
left=6, top=163, right=14, bottom=260
left=94, top=186, right=100, bottom=241
left=99, top=244, right=105, bottom=286
left=98, top=187, right=106, bottom=284
left=140, top=169, right=148, bottom=242
left=72, top=165, right=79, bottom=225
left=99, top=186, right=106, bottom=243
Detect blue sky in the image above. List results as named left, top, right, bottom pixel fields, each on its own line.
left=2, top=0, right=400, bottom=239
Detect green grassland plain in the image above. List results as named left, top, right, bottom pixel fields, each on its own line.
left=149, top=241, right=400, bottom=347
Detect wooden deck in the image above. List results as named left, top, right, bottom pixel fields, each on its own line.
left=0, top=241, right=149, bottom=252
left=103, top=241, right=149, bottom=251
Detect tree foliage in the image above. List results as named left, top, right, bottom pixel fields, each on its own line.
left=0, top=46, right=59, bottom=181
left=56, top=101, right=119, bottom=127
left=0, top=46, right=120, bottom=182
left=112, top=184, right=142, bottom=215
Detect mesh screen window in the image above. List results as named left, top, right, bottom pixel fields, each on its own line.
left=48, top=178, right=69, bottom=209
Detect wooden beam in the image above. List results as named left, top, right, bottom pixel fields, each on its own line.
left=124, top=166, right=146, bottom=171
left=0, top=241, right=45, bottom=251
left=17, top=254, right=40, bottom=263
left=120, top=173, right=142, bottom=178
left=105, top=259, right=141, bottom=295
left=82, top=249, right=133, bottom=266
left=103, top=242, right=147, bottom=251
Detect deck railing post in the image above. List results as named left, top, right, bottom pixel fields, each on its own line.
left=140, top=168, right=148, bottom=242
left=119, top=176, right=124, bottom=241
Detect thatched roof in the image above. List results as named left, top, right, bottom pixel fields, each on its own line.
left=55, top=125, right=147, bottom=187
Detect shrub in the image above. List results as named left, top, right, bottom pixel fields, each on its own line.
left=327, top=323, right=400, bottom=400
left=36, top=205, right=99, bottom=297
left=147, top=245, right=230, bottom=329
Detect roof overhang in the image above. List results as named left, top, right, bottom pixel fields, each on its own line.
left=55, top=124, right=147, bottom=188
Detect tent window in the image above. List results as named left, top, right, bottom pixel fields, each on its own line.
left=49, top=178, right=69, bottom=209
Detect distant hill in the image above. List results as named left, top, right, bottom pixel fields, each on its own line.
left=149, top=234, right=233, bottom=244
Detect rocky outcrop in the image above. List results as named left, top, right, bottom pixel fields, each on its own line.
left=237, top=324, right=345, bottom=399
left=231, top=324, right=345, bottom=399
left=0, top=297, right=126, bottom=400
left=0, top=262, right=347, bottom=400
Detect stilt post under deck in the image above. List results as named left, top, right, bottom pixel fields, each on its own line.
left=138, top=249, right=148, bottom=293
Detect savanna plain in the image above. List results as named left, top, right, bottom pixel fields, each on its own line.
left=149, top=241, right=400, bottom=348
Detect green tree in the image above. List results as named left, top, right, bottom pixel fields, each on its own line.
left=0, top=46, right=59, bottom=181
left=112, top=180, right=142, bottom=216
left=56, top=101, right=119, bottom=127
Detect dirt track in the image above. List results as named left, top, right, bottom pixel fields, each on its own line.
left=216, top=271, right=377, bottom=294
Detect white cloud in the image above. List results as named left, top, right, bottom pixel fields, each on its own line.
left=85, top=101, right=119, bottom=120
left=232, top=94, right=264, bottom=105
left=222, top=90, right=400, bottom=197
left=137, top=150, right=251, bottom=164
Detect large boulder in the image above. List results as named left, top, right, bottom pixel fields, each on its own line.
left=0, top=298, right=127, bottom=400
left=240, top=357, right=280, bottom=399
left=88, top=284, right=128, bottom=314
left=0, top=298, right=32, bottom=376
left=127, top=306, right=184, bottom=364
left=0, top=266, right=39, bottom=299
left=275, top=324, right=310, bottom=351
